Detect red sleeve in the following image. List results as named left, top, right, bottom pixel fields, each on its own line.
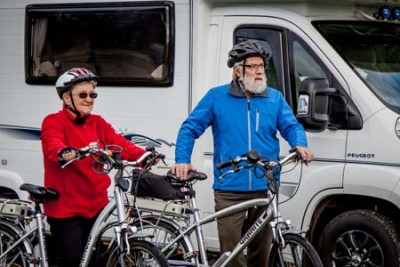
left=41, top=114, right=68, bottom=163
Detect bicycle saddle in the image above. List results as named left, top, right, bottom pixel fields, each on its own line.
left=20, top=183, right=59, bottom=203
left=166, top=170, right=207, bottom=187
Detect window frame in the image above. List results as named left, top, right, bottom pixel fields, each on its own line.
left=25, top=1, right=175, bottom=87
left=234, top=25, right=286, bottom=94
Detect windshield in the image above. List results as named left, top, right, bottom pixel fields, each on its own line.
left=313, top=21, right=400, bottom=113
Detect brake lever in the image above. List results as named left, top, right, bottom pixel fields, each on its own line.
left=61, top=157, right=79, bottom=169
left=219, top=165, right=244, bottom=180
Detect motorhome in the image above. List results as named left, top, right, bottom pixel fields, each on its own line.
left=1, top=0, right=400, bottom=266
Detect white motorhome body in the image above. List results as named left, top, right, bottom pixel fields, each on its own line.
left=1, top=0, right=400, bottom=265
left=0, top=0, right=191, bottom=196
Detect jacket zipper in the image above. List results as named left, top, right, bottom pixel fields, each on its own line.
left=247, top=98, right=252, bottom=190
left=256, top=109, right=260, bottom=132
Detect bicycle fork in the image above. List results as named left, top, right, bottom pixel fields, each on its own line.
left=114, top=181, right=139, bottom=267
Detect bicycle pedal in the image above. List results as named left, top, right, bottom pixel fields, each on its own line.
left=25, top=253, right=41, bottom=264
left=184, top=250, right=199, bottom=259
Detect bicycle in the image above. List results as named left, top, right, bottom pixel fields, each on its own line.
left=130, top=149, right=323, bottom=266
left=0, top=141, right=169, bottom=267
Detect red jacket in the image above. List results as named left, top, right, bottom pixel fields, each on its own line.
left=41, top=107, right=146, bottom=218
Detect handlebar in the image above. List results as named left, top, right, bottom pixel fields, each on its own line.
left=60, top=142, right=165, bottom=173
left=217, top=149, right=301, bottom=179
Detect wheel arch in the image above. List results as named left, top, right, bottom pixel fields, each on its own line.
left=307, top=194, right=400, bottom=245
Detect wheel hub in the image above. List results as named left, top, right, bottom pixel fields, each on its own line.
left=350, top=254, right=362, bottom=266
left=332, top=230, right=384, bottom=267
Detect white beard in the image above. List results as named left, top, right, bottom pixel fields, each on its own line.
left=240, top=74, right=267, bottom=94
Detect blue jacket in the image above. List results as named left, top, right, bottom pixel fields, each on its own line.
left=175, top=81, right=307, bottom=192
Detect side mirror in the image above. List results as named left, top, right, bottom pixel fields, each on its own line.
left=296, top=77, right=336, bottom=132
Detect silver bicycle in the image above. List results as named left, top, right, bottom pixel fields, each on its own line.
left=0, top=141, right=168, bottom=267
left=130, top=149, right=323, bottom=267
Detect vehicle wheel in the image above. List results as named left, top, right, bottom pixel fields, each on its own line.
left=0, top=223, right=31, bottom=267
left=318, top=209, right=400, bottom=267
left=268, top=232, right=323, bottom=267
left=105, top=239, right=169, bottom=267
left=131, top=217, right=194, bottom=263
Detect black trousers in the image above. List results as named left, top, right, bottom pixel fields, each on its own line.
left=47, top=215, right=98, bottom=267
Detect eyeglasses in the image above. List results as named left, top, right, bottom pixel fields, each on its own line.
left=239, top=63, right=265, bottom=71
left=72, top=92, right=98, bottom=99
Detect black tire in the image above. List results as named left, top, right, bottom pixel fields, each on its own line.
left=269, top=232, right=323, bottom=267
left=0, top=223, right=31, bottom=267
left=105, top=239, right=169, bottom=267
left=131, top=218, right=194, bottom=263
left=318, top=209, right=400, bottom=267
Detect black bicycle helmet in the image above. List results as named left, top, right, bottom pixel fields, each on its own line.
left=56, top=67, right=98, bottom=99
left=227, top=40, right=269, bottom=68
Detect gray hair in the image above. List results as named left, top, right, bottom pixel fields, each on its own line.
left=232, top=60, right=244, bottom=80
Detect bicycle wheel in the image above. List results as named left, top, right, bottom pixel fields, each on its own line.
left=0, top=223, right=31, bottom=267
left=131, top=218, right=194, bottom=262
left=268, top=233, right=323, bottom=267
left=106, top=239, right=169, bottom=267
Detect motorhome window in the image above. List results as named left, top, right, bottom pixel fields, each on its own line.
left=234, top=27, right=283, bottom=92
left=292, top=41, right=327, bottom=95
left=286, top=31, right=363, bottom=130
left=313, top=21, right=400, bottom=113
left=25, top=2, right=174, bottom=86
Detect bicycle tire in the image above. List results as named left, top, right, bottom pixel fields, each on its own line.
left=131, top=217, right=194, bottom=263
left=105, top=239, right=169, bottom=267
left=0, top=222, right=32, bottom=267
left=268, top=232, right=323, bottom=267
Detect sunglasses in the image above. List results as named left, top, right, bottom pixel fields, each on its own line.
left=72, top=92, right=98, bottom=99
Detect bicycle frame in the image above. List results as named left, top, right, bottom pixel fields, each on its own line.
left=0, top=144, right=167, bottom=267
left=80, top=169, right=135, bottom=267
left=161, top=196, right=275, bottom=267
left=0, top=219, right=36, bottom=267
left=133, top=151, right=317, bottom=267
left=0, top=173, right=138, bottom=267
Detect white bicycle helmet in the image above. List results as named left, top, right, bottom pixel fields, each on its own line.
left=56, top=67, right=98, bottom=99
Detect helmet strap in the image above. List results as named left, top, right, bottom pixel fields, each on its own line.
left=65, top=92, right=88, bottom=125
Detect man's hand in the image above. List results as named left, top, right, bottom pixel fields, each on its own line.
left=171, top=163, right=197, bottom=180
left=295, top=146, right=314, bottom=164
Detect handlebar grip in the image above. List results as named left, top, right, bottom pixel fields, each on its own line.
left=217, top=161, right=232, bottom=170
left=58, top=146, right=91, bottom=168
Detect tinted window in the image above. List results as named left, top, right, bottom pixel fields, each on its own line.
left=314, top=21, right=400, bottom=113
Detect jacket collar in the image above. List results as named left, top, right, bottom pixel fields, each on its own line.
left=62, top=106, right=92, bottom=124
